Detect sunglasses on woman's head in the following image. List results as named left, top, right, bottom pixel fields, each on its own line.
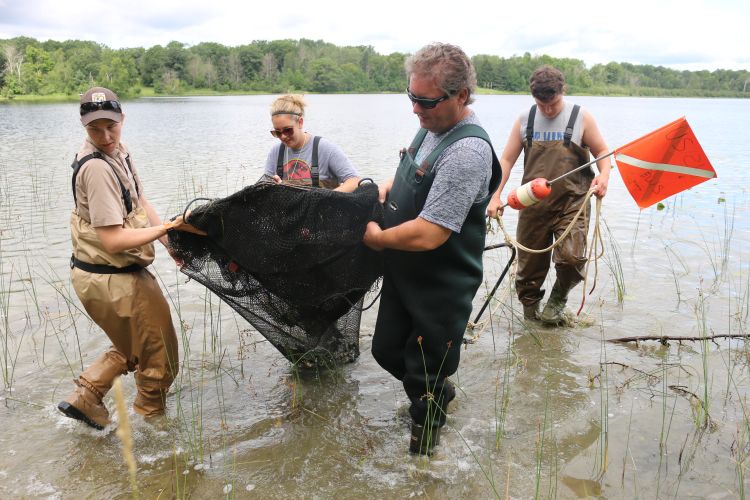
left=406, top=88, right=453, bottom=109
left=80, top=100, right=122, bottom=116
left=270, top=126, right=295, bottom=138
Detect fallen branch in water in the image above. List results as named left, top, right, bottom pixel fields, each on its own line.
left=609, top=333, right=750, bottom=344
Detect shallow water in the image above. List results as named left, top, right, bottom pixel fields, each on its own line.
left=0, top=94, right=749, bottom=498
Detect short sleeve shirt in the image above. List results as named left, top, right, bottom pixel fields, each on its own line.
left=416, top=112, right=493, bottom=233
left=74, top=139, right=144, bottom=227
left=264, top=136, right=359, bottom=185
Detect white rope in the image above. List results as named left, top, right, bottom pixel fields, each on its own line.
left=465, top=188, right=605, bottom=343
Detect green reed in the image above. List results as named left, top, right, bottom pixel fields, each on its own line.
left=494, top=331, right=516, bottom=450
left=694, top=284, right=712, bottom=429
left=664, top=244, right=689, bottom=306
left=533, top=385, right=550, bottom=500
left=35, top=262, right=85, bottom=371
left=620, top=401, right=639, bottom=495
left=656, top=355, right=679, bottom=498
left=0, top=247, right=12, bottom=390
left=21, top=251, right=42, bottom=321
left=602, top=219, right=625, bottom=304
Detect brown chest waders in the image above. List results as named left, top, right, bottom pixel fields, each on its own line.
left=63, top=154, right=178, bottom=423
left=515, top=105, right=594, bottom=308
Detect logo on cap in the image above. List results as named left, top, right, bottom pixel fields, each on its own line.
left=91, top=92, right=107, bottom=103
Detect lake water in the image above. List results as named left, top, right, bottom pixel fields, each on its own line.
left=0, top=94, right=749, bottom=498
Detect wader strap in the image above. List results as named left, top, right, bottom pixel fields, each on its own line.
left=563, top=105, right=581, bottom=147
left=311, top=136, right=320, bottom=188
left=526, top=105, right=537, bottom=149
left=421, top=124, right=492, bottom=173
left=406, top=128, right=429, bottom=158
left=70, top=255, right=143, bottom=274
left=276, top=145, right=285, bottom=178
left=406, top=124, right=501, bottom=194
left=71, top=152, right=133, bottom=213
left=124, top=154, right=140, bottom=197
left=276, top=136, right=321, bottom=187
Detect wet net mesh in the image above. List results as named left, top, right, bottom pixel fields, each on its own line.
left=168, top=181, right=384, bottom=367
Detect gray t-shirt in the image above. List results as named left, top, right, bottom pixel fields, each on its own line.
left=415, top=112, right=493, bottom=233
left=264, top=136, right=359, bottom=184
left=518, top=101, right=584, bottom=145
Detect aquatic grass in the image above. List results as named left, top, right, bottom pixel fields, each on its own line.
left=655, top=356, right=679, bottom=499
left=629, top=210, right=642, bottom=255
left=694, top=284, right=712, bottom=429
left=158, top=275, right=206, bottom=462
left=664, top=244, right=689, bottom=306
left=723, top=363, right=750, bottom=499
left=533, top=385, right=550, bottom=500
left=494, top=330, right=517, bottom=450
left=620, top=401, right=639, bottom=496
left=602, top=219, right=626, bottom=304
left=691, top=204, right=734, bottom=289
left=414, top=335, right=450, bottom=453
left=21, top=251, right=42, bottom=321
left=35, top=263, right=86, bottom=372
left=0, top=253, right=13, bottom=390
left=0, top=259, right=30, bottom=393
left=594, top=302, right=609, bottom=479
left=717, top=202, right=735, bottom=284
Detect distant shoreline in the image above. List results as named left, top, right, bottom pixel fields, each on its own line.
left=1, top=87, right=747, bottom=104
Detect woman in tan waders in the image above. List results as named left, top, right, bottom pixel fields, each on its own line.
left=58, top=87, right=198, bottom=429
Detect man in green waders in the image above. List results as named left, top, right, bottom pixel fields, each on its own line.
left=364, top=43, right=501, bottom=456
left=486, top=65, right=611, bottom=325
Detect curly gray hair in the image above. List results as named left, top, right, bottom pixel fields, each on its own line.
left=405, top=43, right=476, bottom=105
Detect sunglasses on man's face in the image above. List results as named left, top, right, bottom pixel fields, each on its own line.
left=406, top=88, right=453, bottom=109
left=80, top=100, right=122, bottom=116
left=270, top=126, right=295, bottom=138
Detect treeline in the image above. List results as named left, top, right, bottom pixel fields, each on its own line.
left=1, top=36, right=749, bottom=99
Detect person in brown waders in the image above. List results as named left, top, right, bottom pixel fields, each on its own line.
left=364, top=43, right=501, bottom=455
left=58, top=87, right=198, bottom=429
left=486, top=66, right=611, bottom=325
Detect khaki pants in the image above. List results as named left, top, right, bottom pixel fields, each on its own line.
left=71, top=267, right=179, bottom=415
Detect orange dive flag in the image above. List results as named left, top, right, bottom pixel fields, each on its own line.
left=613, top=117, right=716, bottom=209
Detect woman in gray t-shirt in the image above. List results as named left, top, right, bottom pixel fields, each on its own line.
left=264, top=94, right=360, bottom=192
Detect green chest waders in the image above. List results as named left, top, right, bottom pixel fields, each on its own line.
left=372, top=124, right=501, bottom=429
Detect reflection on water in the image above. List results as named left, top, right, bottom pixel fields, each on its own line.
left=1, top=95, right=749, bottom=497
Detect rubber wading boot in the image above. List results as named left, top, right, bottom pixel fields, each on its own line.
left=410, top=422, right=441, bottom=456
left=540, top=281, right=570, bottom=326
left=57, top=350, right=127, bottom=430
left=523, top=303, right=540, bottom=321
left=58, top=379, right=110, bottom=430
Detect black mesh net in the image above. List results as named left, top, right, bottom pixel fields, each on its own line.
left=168, top=181, right=384, bottom=367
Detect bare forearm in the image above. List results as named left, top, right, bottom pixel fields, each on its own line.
left=334, top=177, right=360, bottom=193
left=364, top=218, right=451, bottom=252
left=140, top=196, right=169, bottom=247
left=95, top=224, right=170, bottom=254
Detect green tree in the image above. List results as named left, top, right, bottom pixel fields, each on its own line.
left=236, top=44, right=263, bottom=82
left=98, top=51, right=139, bottom=95
left=21, top=45, right=53, bottom=93
left=339, top=62, right=365, bottom=91
left=309, top=58, right=342, bottom=92
left=142, top=45, right=167, bottom=86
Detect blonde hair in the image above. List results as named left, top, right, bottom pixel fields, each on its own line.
left=270, top=94, right=307, bottom=119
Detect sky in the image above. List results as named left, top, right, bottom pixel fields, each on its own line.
left=1, top=0, right=748, bottom=71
